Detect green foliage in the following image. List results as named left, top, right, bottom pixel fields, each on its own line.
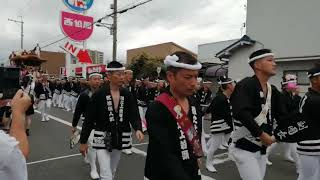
left=128, top=53, right=165, bottom=79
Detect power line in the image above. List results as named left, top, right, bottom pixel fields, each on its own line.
left=17, top=0, right=34, bottom=16
left=39, top=0, right=152, bottom=50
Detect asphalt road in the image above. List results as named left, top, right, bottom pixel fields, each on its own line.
left=26, top=106, right=298, bottom=180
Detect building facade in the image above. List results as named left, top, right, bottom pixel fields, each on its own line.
left=217, top=0, right=320, bottom=93
left=40, top=51, right=66, bottom=75
left=198, top=39, right=238, bottom=64
left=126, top=42, right=197, bottom=65
left=88, top=49, right=104, bottom=64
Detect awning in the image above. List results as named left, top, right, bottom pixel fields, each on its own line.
left=216, top=35, right=256, bottom=59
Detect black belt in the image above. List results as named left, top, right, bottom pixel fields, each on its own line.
left=235, top=138, right=267, bottom=155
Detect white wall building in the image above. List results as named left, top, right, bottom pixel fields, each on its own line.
left=216, top=0, right=320, bottom=93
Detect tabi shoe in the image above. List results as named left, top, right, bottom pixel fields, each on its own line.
left=284, top=155, right=295, bottom=163
left=90, top=170, right=100, bottom=180
left=206, top=163, right=217, bottom=173
left=218, top=145, right=227, bottom=150
left=266, top=159, right=273, bottom=165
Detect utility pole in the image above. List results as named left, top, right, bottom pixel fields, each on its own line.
left=96, top=0, right=152, bottom=62
left=112, top=0, right=118, bottom=62
left=8, top=16, right=24, bottom=50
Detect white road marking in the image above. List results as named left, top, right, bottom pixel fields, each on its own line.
left=202, top=175, right=216, bottom=180
left=34, top=110, right=223, bottom=180
left=33, top=111, right=147, bottom=161
left=131, top=147, right=147, bottom=156
left=35, top=110, right=82, bottom=130
left=27, top=153, right=81, bottom=165
left=132, top=142, right=149, bottom=146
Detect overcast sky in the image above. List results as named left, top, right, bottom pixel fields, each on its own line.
left=0, top=0, right=246, bottom=63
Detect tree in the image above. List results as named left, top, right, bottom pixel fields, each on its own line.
left=128, top=53, right=164, bottom=79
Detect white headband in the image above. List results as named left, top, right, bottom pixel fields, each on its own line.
left=164, top=55, right=202, bottom=70
left=281, top=80, right=297, bottom=85
left=308, top=72, right=320, bottom=78
left=218, top=80, right=234, bottom=85
left=89, top=73, right=103, bottom=78
left=248, top=53, right=274, bottom=63
left=107, top=67, right=126, bottom=71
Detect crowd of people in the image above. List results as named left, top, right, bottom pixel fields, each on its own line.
left=1, top=49, right=320, bottom=180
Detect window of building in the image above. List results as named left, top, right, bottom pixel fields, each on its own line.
left=71, top=55, right=77, bottom=64
left=283, top=70, right=309, bottom=85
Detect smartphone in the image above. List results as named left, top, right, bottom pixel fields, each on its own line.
left=0, top=67, right=20, bottom=100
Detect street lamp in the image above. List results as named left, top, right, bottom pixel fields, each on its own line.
left=96, top=22, right=112, bottom=29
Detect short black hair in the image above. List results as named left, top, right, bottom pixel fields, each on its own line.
left=308, top=63, right=320, bottom=79
left=107, top=61, right=123, bottom=69
left=166, top=51, right=198, bottom=73
left=249, top=49, right=272, bottom=69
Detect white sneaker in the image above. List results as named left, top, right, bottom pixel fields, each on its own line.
left=218, top=145, right=227, bottom=150
left=84, top=155, right=89, bottom=164
left=204, top=133, right=211, bottom=139
left=206, top=163, right=217, bottom=173
left=90, top=170, right=100, bottom=179
left=41, top=118, right=46, bottom=122
left=266, top=159, right=273, bottom=165
left=45, top=116, right=50, bottom=121
left=284, top=155, right=294, bottom=163
left=122, top=149, right=133, bottom=155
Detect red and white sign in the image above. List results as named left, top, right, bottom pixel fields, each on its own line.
left=75, top=67, right=83, bottom=74
left=60, top=11, right=94, bottom=42
left=62, top=41, right=92, bottom=63
left=86, top=64, right=106, bottom=74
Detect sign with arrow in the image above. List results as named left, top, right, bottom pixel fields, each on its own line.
left=61, top=41, right=92, bottom=63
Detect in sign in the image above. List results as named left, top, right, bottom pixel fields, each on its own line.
left=61, top=41, right=92, bottom=63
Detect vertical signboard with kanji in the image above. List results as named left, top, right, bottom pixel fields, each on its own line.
left=60, top=0, right=95, bottom=67
left=61, top=11, right=94, bottom=42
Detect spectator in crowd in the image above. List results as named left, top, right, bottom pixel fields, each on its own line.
left=0, top=90, right=32, bottom=180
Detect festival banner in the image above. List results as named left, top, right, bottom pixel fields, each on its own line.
left=86, top=64, right=106, bottom=74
